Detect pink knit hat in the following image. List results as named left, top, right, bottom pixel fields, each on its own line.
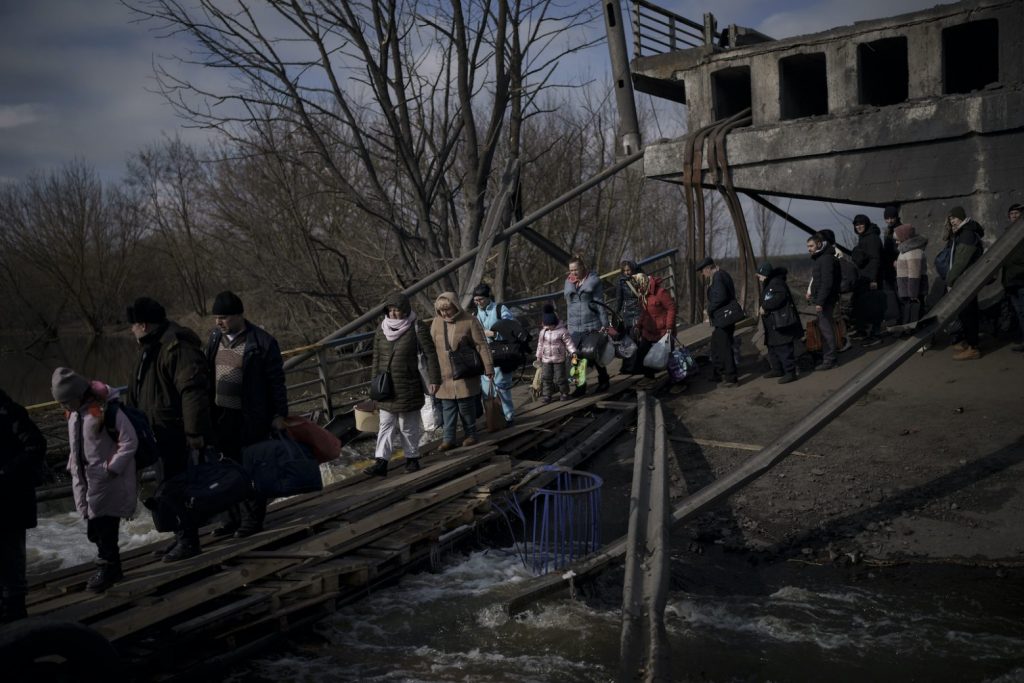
left=894, top=224, right=916, bottom=242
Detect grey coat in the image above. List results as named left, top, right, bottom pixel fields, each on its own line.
left=564, top=272, right=608, bottom=334
left=371, top=321, right=441, bottom=414
left=67, top=392, right=138, bottom=520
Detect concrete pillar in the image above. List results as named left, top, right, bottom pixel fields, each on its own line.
left=909, top=24, right=943, bottom=100
left=750, top=56, right=779, bottom=124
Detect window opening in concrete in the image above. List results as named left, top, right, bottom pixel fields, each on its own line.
left=858, top=37, right=908, bottom=106
left=711, top=66, right=752, bottom=121
left=779, top=53, right=827, bottom=120
left=943, top=19, right=999, bottom=94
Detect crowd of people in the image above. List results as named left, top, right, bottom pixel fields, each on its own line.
left=1, top=202, right=1021, bottom=620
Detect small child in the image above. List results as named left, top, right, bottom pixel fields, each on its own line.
left=535, top=304, right=577, bottom=402
left=51, top=368, right=138, bottom=593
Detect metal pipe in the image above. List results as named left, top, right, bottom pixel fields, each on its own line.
left=604, top=0, right=642, bottom=156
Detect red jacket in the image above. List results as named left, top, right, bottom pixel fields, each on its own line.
left=636, top=276, right=676, bottom=342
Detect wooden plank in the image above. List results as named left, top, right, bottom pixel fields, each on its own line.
left=668, top=434, right=822, bottom=458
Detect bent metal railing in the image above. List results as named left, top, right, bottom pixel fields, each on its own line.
left=631, top=0, right=720, bottom=57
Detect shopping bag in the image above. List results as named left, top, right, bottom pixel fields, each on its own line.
left=668, top=346, right=697, bottom=382
left=484, top=384, right=506, bottom=433
left=642, top=333, right=671, bottom=370
left=568, top=357, right=588, bottom=390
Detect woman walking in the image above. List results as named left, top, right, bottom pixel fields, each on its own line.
left=564, top=256, right=609, bottom=394
left=632, top=272, right=676, bottom=376
left=430, top=292, right=494, bottom=451
left=365, top=294, right=441, bottom=477
left=51, top=368, right=138, bottom=592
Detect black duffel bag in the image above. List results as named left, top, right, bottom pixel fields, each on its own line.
left=242, top=435, right=323, bottom=498
left=144, top=449, right=254, bottom=532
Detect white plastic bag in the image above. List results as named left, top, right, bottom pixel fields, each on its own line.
left=420, top=394, right=441, bottom=431
left=643, top=333, right=671, bottom=370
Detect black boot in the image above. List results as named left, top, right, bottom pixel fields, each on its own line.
left=365, top=458, right=389, bottom=478
left=164, top=534, right=201, bottom=562
left=86, top=563, right=123, bottom=592
left=404, top=458, right=421, bottom=473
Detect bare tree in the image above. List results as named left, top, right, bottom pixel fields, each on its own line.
left=749, top=200, right=783, bottom=261
left=0, top=162, right=144, bottom=335
left=128, top=0, right=600, bottom=303
left=127, top=136, right=216, bottom=316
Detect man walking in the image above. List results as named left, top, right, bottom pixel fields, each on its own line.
left=698, top=257, right=740, bottom=386
left=807, top=233, right=842, bottom=370
left=944, top=206, right=986, bottom=360
left=204, top=291, right=288, bottom=537
left=126, top=297, right=213, bottom=561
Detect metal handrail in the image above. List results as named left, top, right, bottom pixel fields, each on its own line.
left=631, top=0, right=719, bottom=57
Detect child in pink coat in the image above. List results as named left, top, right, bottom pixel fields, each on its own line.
left=535, top=304, right=577, bottom=402
left=51, top=368, right=138, bottom=593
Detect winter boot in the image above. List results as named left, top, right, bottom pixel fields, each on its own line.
left=404, top=458, right=421, bottom=473
left=86, top=563, right=123, bottom=592
left=364, top=458, right=389, bottom=478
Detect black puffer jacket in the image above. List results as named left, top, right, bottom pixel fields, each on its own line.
left=809, top=242, right=841, bottom=306
left=851, top=223, right=884, bottom=285
left=0, top=389, right=47, bottom=530
left=707, top=269, right=738, bottom=323
left=615, top=262, right=643, bottom=332
left=372, top=321, right=442, bottom=413
left=205, top=321, right=289, bottom=445
left=128, top=320, right=213, bottom=459
left=760, top=268, right=801, bottom=346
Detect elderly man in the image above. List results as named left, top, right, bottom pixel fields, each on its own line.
left=698, top=256, right=740, bottom=385
left=204, top=291, right=288, bottom=538
left=126, top=297, right=212, bottom=561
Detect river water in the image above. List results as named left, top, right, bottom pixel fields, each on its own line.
left=27, top=496, right=1024, bottom=683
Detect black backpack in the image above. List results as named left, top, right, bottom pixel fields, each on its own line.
left=104, top=399, right=160, bottom=470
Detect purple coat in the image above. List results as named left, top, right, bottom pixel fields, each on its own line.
left=66, top=388, right=138, bottom=520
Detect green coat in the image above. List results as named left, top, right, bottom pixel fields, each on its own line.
left=371, top=321, right=441, bottom=413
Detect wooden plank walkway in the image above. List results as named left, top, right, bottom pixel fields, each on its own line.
left=24, top=369, right=654, bottom=678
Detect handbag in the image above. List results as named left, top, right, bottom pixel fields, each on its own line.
left=490, top=340, right=524, bottom=372
left=444, top=323, right=484, bottom=380
left=368, top=349, right=396, bottom=401
left=484, top=384, right=506, bottom=433
left=770, top=304, right=799, bottom=330
left=711, top=300, right=745, bottom=328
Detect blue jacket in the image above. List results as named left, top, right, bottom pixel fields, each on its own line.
left=475, top=301, right=514, bottom=342
left=564, top=272, right=608, bottom=333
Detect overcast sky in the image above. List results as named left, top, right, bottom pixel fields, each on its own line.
left=0, top=0, right=945, bottom=249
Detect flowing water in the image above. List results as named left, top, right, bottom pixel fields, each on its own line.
left=26, top=478, right=1024, bottom=681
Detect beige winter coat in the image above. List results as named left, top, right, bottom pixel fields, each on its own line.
left=430, top=293, right=494, bottom=400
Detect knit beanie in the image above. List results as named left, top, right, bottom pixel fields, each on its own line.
left=387, top=292, right=412, bottom=317
left=472, top=283, right=492, bottom=299
left=819, top=229, right=836, bottom=244
left=211, top=291, right=244, bottom=316
left=756, top=262, right=773, bottom=277
left=894, top=224, right=916, bottom=242
left=126, top=297, right=167, bottom=324
left=51, top=367, right=90, bottom=403
left=949, top=206, right=966, bottom=221
left=542, top=303, right=558, bottom=326
left=852, top=214, right=869, bottom=227
left=883, top=206, right=900, bottom=220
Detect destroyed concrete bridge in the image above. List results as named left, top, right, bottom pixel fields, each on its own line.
left=632, top=0, right=1023, bottom=234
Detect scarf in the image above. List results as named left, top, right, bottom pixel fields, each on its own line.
left=632, top=273, right=650, bottom=311
left=434, top=292, right=462, bottom=322
left=382, top=309, right=417, bottom=341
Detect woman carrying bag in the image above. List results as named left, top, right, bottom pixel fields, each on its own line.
left=430, top=292, right=494, bottom=451
left=365, top=294, right=441, bottom=477
left=632, top=272, right=676, bottom=377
